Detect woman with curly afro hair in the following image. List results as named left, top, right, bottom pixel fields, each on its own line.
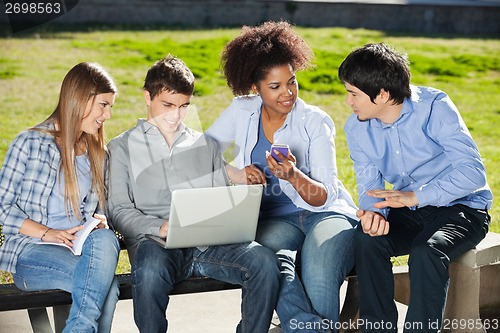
left=206, top=21, right=358, bottom=332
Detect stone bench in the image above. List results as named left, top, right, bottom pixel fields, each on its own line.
left=2, top=229, right=499, bottom=333
left=340, top=232, right=500, bottom=333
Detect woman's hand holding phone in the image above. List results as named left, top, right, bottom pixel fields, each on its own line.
left=270, top=144, right=290, bottom=164
left=267, top=144, right=296, bottom=180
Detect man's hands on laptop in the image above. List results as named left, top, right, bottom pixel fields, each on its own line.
left=159, top=220, right=169, bottom=238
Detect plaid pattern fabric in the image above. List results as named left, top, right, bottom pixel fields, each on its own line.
left=0, top=128, right=99, bottom=273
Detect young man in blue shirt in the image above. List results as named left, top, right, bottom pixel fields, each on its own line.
left=338, top=43, right=492, bottom=333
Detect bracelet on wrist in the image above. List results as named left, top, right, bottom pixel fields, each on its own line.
left=40, top=228, right=52, bottom=241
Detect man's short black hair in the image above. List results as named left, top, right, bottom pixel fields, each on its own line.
left=338, top=43, right=412, bottom=104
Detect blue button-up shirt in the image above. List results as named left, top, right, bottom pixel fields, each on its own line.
left=344, top=85, right=493, bottom=218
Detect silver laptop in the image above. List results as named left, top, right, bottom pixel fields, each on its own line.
left=146, top=185, right=263, bottom=249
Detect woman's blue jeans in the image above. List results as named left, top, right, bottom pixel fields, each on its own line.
left=13, top=229, right=120, bottom=333
left=132, top=240, right=280, bottom=333
left=256, top=210, right=358, bottom=333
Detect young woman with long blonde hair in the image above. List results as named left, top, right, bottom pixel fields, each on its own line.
left=0, top=62, right=120, bottom=332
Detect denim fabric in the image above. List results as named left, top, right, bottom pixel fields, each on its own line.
left=132, top=240, right=280, bottom=333
left=12, top=228, right=120, bottom=333
left=355, top=205, right=490, bottom=333
left=256, top=210, right=357, bottom=333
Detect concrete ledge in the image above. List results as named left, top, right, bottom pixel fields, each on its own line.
left=455, top=232, right=500, bottom=268
left=392, top=232, right=500, bottom=333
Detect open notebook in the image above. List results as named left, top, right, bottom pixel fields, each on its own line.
left=37, top=217, right=101, bottom=255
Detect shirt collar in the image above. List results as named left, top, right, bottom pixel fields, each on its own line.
left=370, top=96, right=414, bottom=129
left=32, top=122, right=60, bottom=146
left=252, top=97, right=301, bottom=131
left=136, top=118, right=191, bottom=146
left=137, top=118, right=187, bottom=134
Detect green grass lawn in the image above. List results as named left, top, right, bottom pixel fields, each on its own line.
left=0, top=27, right=499, bottom=282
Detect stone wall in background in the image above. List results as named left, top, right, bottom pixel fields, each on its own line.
left=1, top=0, right=499, bottom=35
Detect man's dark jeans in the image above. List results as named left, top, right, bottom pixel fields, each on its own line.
left=355, top=205, right=490, bottom=333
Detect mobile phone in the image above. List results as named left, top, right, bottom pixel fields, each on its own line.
left=270, top=144, right=290, bottom=164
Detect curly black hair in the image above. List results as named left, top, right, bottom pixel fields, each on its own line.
left=222, top=20, right=314, bottom=96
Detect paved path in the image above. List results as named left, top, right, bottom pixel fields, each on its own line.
left=0, top=281, right=409, bottom=333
